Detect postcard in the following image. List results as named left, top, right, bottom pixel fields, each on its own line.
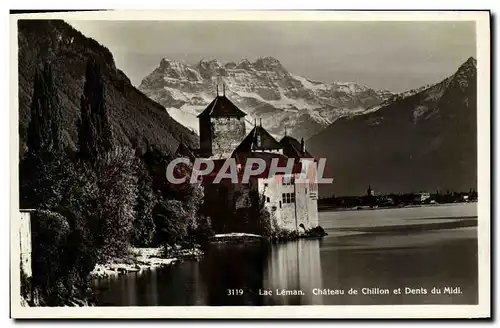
left=10, top=10, right=490, bottom=319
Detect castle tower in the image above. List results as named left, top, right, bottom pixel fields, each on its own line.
left=197, top=84, right=247, bottom=158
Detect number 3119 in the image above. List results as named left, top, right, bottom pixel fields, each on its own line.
left=227, top=289, right=244, bottom=296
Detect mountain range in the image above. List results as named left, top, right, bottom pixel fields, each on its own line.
left=138, top=53, right=477, bottom=196
left=138, top=57, right=393, bottom=139
left=18, top=20, right=477, bottom=197
left=307, top=57, right=477, bottom=196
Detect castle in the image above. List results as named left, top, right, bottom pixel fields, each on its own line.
left=198, top=86, right=319, bottom=233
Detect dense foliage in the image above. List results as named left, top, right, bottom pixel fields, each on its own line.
left=30, top=210, right=70, bottom=304
left=19, top=58, right=206, bottom=306
left=93, top=148, right=138, bottom=259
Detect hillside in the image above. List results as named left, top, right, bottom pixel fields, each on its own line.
left=18, top=19, right=198, bottom=159
left=307, top=57, right=477, bottom=197
left=138, top=57, right=393, bottom=140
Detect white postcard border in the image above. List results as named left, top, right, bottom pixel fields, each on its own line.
left=9, top=10, right=491, bottom=319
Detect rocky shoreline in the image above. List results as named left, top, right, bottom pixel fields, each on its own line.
left=88, top=228, right=327, bottom=279
left=89, top=247, right=203, bottom=279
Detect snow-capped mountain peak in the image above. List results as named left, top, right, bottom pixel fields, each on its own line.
left=139, top=57, right=394, bottom=139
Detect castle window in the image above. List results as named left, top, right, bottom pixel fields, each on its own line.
left=256, top=135, right=261, bottom=147
left=283, top=175, right=294, bottom=186
left=309, top=182, right=317, bottom=193
left=282, top=192, right=295, bottom=204
left=266, top=197, right=270, bottom=203
left=279, top=201, right=282, bottom=208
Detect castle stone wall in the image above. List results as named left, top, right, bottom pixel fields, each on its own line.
left=211, top=117, right=246, bottom=158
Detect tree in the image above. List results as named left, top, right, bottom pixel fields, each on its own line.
left=19, top=62, right=101, bottom=305
left=26, top=63, right=63, bottom=156
left=20, top=63, right=65, bottom=209
left=132, top=159, right=156, bottom=247
left=93, top=148, right=138, bottom=260
left=75, top=58, right=139, bottom=260
left=54, top=162, right=99, bottom=281
left=153, top=199, right=189, bottom=248
left=78, top=58, right=113, bottom=165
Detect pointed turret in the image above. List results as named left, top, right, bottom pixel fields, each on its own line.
left=198, top=92, right=247, bottom=158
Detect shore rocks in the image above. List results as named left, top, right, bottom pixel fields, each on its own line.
left=88, top=247, right=203, bottom=279
left=208, top=233, right=265, bottom=244
left=270, top=226, right=328, bottom=242
left=302, top=226, right=328, bottom=238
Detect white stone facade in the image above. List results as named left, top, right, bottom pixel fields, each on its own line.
left=19, top=211, right=32, bottom=277
left=258, top=171, right=319, bottom=233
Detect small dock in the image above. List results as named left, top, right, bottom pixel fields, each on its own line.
left=208, top=233, right=266, bottom=244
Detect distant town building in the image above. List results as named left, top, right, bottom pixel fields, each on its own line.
left=364, top=184, right=377, bottom=206
left=414, top=192, right=431, bottom=203
left=199, top=86, right=319, bottom=233
left=367, top=184, right=375, bottom=197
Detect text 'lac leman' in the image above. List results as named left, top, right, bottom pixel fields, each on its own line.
left=259, top=289, right=305, bottom=296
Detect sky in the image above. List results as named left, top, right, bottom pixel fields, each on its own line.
left=67, top=20, right=476, bottom=93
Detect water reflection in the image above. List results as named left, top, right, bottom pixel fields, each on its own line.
left=93, top=233, right=477, bottom=306
left=200, top=243, right=267, bottom=305
left=92, top=205, right=478, bottom=306
left=92, top=239, right=324, bottom=306
left=263, top=239, right=323, bottom=305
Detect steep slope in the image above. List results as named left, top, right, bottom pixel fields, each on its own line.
left=307, top=57, right=477, bottom=197
left=18, top=20, right=198, bottom=158
left=138, top=57, right=392, bottom=139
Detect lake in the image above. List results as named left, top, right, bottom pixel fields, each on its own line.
left=92, top=203, right=478, bottom=306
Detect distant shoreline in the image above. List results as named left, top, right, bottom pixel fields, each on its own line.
left=318, top=201, right=477, bottom=213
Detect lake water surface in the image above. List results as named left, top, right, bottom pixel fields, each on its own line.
left=92, top=203, right=478, bottom=305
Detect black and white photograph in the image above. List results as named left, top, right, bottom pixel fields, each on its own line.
left=10, top=10, right=490, bottom=319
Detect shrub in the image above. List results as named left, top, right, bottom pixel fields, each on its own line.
left=93, top=148, right=138, bottom=260
left=188, top=215, right=215, bottom=247
left=30, top=210, right=71, bottom=305
left=20, top=152, right=71, bottom=210
left=270, top=229, right=299, bottom=242
left=153, top=199, right=189, bottom=248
